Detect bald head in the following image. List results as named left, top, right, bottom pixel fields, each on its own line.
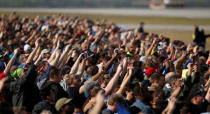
left=165, top=72, right=177, bottom=84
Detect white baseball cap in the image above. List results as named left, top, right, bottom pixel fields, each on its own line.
left=24, top=44, right=32, bottom=52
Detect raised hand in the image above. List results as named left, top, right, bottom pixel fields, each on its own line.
left=14, top=48, right=20, bottom=54
left=98, top=63, right=105, bottom=73
left=152, top=38, right=157, bottom=45
left=117, top=63, right=123, bottom=72
left=187, top=63, right=193, bottom=70
left=32, top=31, right=37, bottom=36
left=112, top=51, right=118, bottom=58
left=35, top=38, right=41, bottom=47
left=80, top=52, right=85, bottom=57
left=55, top=49, right=61, bottom=57
left=128, top=66, right=133, bottom=76
left=56, top=40, right=61, bottom=48
left=140, top=41, right=145, bottom=49
left=162, top=97, right=177, bottom=114
left=64, top=45, right=71, bottom=52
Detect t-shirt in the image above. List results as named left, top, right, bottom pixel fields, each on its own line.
left=67, top=87, right=86, bottom=108
left=0, top=62, right=6, bottom=72
left=0, top=72, right=5, bottom=80
left=101, top=108, right=114, bottom=114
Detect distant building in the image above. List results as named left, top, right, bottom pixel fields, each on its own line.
left=150, top=0, right=184, bottom=9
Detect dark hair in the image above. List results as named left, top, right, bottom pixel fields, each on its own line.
left=89, top=86, right=101, bottom=97
left=49, top=67, right=60, bottom=79
left=108, top=94, right=125, bottom=105
left=150, top=73, right=163, bottom=83
left=40, top=84, right=52, bottom=100
left=86, top=65, right=98, bottom=76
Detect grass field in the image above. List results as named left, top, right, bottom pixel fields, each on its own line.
left=1, top=11, right=210, bottom=25
left=0, top=11, right=210, bottom=50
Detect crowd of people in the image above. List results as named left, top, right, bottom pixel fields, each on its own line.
left=0, top=12, right=209, bottom=114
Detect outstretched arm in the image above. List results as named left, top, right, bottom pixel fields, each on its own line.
left=117, top=67, right=133, bottom=94
left=49, top=49, right=61, bottom=67
left=48, top=40, right=60, bottom=63
left=25, top=31, right=36, bottom=44
left=77, top=58, right=86, bottom=76
left=104, top=63, right=123, bottom=96
left=205, top=87, right=210, bottom=103
left=88, top=91, right=105, bottom=114
left=69, top=53, right=83, bottom=75
left=162, top=97, right=177, bottom=114
left=145, top=38, right=158, bottom=56
left=175, top=51, right=187, bottom=70
left=3, top=48, right=19, bottom=76
left=104, top=52, right=118, bottom=71
left=26, top=39, right=41, bottom=64
left=33, top=46, right=42, bottom=62
left=57, top=45, right=71, bottom=69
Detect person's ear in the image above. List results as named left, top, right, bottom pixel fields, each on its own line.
left=126, top=91, right=129, bottom=95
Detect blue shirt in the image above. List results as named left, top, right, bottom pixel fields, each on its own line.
left=131, top=100, right=153, bottom=114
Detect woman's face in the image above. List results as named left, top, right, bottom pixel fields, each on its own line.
left=126, top=91, right=134, bottom=102
left=101, top=74, right=110, bottom=88
left=151, top=91, right=163, bottom=108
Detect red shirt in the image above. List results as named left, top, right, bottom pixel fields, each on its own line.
left=0, top=72, right=5, bottom=80
left=0, top=72, right=5, bottom=102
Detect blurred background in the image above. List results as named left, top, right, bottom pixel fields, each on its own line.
left=0, top=0, right=210, bottom=8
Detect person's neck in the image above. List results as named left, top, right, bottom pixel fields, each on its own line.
left=49, top=78, right=57, bottom=83
left=107, top=105, right=115, bottom=113
left=135, top=96, right=144, bottom=101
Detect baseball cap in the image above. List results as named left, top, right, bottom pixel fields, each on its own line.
left=145, top=67, right=155, bottom=76
left=11, top=68, right=23, bottom=79
left=55, top=98, right=73, bottom=111
left=24, top=44, right=32, bottom=52
left=139, top=56, right=148, bottom=62
left=188, top=87, right=205, bottom=100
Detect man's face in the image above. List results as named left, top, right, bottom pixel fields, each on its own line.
left=128, top=45, right=135, bottom=53
left=54, top=75, right=62, bottom=83
left=126, top=91, right=134, bottom=102
left=62, top=104, right=74, bottom=114
left=193, top=95, right=204, bottom=105
left=73, top=77, right=81, bottom=87
left=159, top=76, right=165, bottom=87
left=151, top=91, right=163, bottom=108
left=152, top=55, right=159, bottom=64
